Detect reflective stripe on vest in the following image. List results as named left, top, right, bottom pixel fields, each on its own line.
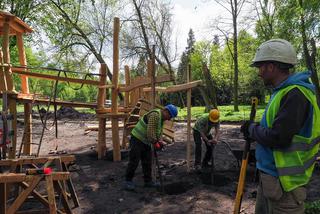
left=265, top=85, right=320, bottom=191
left=131, top=109, right=163, bottom=144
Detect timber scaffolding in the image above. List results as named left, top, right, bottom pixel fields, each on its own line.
left=0, top=12, right=201, bottom=169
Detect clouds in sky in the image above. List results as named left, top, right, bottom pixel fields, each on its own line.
left=172, top=0, right=228, bottom=54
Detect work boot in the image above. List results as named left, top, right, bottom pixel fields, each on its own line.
left=144, top=181, right=160, bottom=188
left=124, top=181, right=135, bottom=191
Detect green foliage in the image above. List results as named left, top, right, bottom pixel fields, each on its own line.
left=305, top=200, right=320, bottom=214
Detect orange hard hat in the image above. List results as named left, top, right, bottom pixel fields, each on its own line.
left=209, top=109, right=220, bottom=122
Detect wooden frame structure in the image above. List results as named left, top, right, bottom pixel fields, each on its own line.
left=0, top=12, right=200, bottom=166
left=0, top=155, right=78, bottom=213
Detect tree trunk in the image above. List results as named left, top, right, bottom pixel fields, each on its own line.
left=201, top=63, right=217, bottom=111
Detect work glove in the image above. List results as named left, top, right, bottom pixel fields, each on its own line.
left=154, top=141, right=164, bottom=151
left=240, top=120, right=253, bottom=140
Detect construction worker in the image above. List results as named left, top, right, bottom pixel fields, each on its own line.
left=241, top=39, right=320, bottom=214
left=124, top=104, right=178, bottom=191
left=193, top=109, right=220, bottom=171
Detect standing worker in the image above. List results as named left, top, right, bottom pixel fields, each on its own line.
left=193, top=109, right=221, bottom=171
left=241, top=39, right=320, bottom=214
left=124, top=104, right=178, bottom=191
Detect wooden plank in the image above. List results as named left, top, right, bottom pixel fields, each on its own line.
left=95, top=107, right=132, bottom=114
left=0, top=173, right=70, bottom=183
left=111, top=17, right=121, bottom=161
left=0, top=156, right=75, bottom=166
left=7, top=176, right=42, bottom=214
left=96, top=113, right=128, bottom=119
left=118, top=74, right=172, bottom=92
left=11, top=68, right=100, bottom=85
left=19, top=181, right=49, bottom=208
left=162, top=129, right=174, bottom=139
left=45, top=175, right=57, bottom=214
left=97, top=63, right=107, bottom=109
left=62, top=162, right=80, bottom=208
left=143, top=80, right=202, bottom=93
left=53, top=181, right=73, bottom=214
left=15, top=94, right=97, bottom=108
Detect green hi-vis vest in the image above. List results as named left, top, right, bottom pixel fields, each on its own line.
left=265, top=85, right=320, bottom=191
left=131, top=109, right=163, bottom=145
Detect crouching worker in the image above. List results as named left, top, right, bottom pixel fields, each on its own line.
left=193, top=109, right=221, bottom=171
left=124, top=104, right=178, bottom=191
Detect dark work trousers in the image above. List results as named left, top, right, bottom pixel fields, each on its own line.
left=125, top=136, right=152, bottom=183
left=193, top=130, right=213, bottom=166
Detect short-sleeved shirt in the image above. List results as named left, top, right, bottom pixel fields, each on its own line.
left=193, top=114, right=220, bottom=135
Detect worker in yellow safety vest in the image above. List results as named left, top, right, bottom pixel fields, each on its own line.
left=241, top=39, right=320, bottom=214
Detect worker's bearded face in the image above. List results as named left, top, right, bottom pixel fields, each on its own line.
left=258, top=63, right=274, bottom=87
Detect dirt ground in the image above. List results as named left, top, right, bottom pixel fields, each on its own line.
left=14, top=107, right=320, bottom=214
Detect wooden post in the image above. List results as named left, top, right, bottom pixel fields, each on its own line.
left=111, top=17, right=121, bottom=161
left=16, top=33, right=28, bottom=94
left=17, top=33, right=32, bottom=155
left=151, top=46, right=156, bottom=108
left=2, top=17, right=14, bottom=92
left=187, top=64, right=192, bottom=171
left=121, top=65, right=131, bottom=149
left=145, top=60, right=152, bottom=102
left=97, top=64, right=107, bottom=159
left=8, top=96, right=17, bottom=159
left=124, top=65, right=130, bottom=109
left=0, top=48, right=7, bottom=91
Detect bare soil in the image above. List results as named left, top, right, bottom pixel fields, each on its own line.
left=14, top=107, right=320, bottom=214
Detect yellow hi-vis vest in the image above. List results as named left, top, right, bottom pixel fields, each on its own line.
left=131, top=109, right=163, bottom=145
left=265, top=85, right=320, bottom=191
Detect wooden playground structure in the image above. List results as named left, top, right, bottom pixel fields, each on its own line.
left=0, top=11, right=202, bottom=213
left=0, top=11, right=201, bottom=163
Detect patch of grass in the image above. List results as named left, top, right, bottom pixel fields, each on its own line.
left=305, top=200, right=320, bottom=214
left=177, top=105, right=265, bottom=122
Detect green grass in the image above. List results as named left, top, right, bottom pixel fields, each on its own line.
left=177, top=105, right=266, bottom=122
left=305, top=200, right=320, bottom=214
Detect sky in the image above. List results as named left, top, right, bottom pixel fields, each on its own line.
left=172, top=0, right=255, bottom=57
left=172, top=0, right=228, bottom=54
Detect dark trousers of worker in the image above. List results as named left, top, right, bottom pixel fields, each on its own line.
left=255, top=171, right=306, bottom=214
left=193, top=130, right=213, bottom=167
left=125, top=136, right=152, bottom=183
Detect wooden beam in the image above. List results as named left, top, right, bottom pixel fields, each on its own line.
left=15, top=94, right=97, bottom=108
left=187, top=64, right=192, bottom=171
left=7, top=176, right=42, bottom=214
left=118, top=74, right=172, bottom=92
left=143, top=80, right=201, bottom=93
left=11, top=68, right=100, bottom=85
left=2, top=17, right=14, bottom=91
left=0, top=47, right=7, bottom=91
left=111, top=17, right=121, bottom=161
left=17, top=34, right=33, bottom=156
left=0, top=156, right=75, bottom=166
left=0, top=173, right=70, bottom=183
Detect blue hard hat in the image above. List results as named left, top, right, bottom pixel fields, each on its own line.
left=164, top=104, right=178, bottom=118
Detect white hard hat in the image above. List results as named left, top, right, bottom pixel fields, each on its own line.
left=251, top=39, right=297, bottom=67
